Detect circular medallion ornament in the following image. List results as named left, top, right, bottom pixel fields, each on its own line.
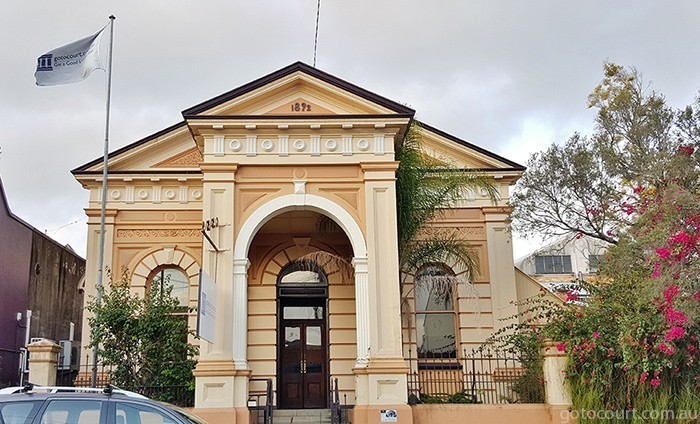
left=138, top=190, right=149, bottom=200
left=261, top=139, right=274, bottom=152
left=164, top=212, right=177, bottom=222
left=325, top=139, right=338, bottom=152
left=229, top=139, right=242, bottom=152
left=293, top=139, right=306, bottom=151
left=192, top=190, right=203, bottom=200
left=165, top=189, right=176, bottom=200
left=110, top=190, right=121, bottom=200
left=357, top=139, right=370, bottom=151
left=292, top=168, right=307, bottom=179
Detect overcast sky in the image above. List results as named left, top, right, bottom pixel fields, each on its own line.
left=1, top=1, right=699, bottom=259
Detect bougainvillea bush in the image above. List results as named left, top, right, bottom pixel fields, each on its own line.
left=509, top=63, right=700, bottom=423
left=544, top=184, right=700, bottom=423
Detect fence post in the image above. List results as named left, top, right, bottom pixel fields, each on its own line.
left=27, top=338, right=62, bottom=386
left=542, top=341, right=573, bottom=423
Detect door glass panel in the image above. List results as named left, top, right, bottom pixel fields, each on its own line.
left=284, top=306, right=324, bottom=319
left=284, top=326, right=302, bottom=373
left=280, top=270, right=322, bottom=284
left=306, top=325, right=323, bottom=374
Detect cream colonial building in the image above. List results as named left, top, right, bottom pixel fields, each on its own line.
left=72, top=62, right=526, bottom=424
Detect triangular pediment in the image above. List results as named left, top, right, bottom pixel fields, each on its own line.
left=73, top=63, right=523, bottom=177
left=72, top=122, right=200, bottom=174
left=418, top=124, right=525, bottom=171
left=182, top=62, right=415, bottom=117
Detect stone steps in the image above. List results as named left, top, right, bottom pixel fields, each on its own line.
left=270, top=409, right=332, bottom=424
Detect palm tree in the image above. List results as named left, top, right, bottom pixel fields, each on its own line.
left=396, top=121, right=498, bottom=301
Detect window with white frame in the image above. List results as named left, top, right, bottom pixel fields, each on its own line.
left=414, top=264, right=458, bottom=359
left=534, top=255, right=572, bottom=274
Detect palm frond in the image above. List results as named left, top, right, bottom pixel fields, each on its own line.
left=297, top=250, right=354, bottom=284
left=400, top=235, right=479, bottom=284
left=396, top=121, right=499, bottom=261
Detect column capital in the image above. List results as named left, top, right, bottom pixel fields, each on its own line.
left=352, top=256, right=369, bottom=273
left=232, top=258, right=250, bottom=274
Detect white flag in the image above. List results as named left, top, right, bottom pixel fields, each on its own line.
left=35, top=27, right=106, bottom=86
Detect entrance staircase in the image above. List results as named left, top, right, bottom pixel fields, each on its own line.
left=270, top=409, right=332, bottom=424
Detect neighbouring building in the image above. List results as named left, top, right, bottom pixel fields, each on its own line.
left=72, top=62, right=533, bottom=423
left=515, top=234, right=610, bottom=300
left=0, top=177, right=85, bottom=387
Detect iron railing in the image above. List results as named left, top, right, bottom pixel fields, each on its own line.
left=406, top=346, right=544, bottom=404
left=330, top=377, right=352, bottom=424
left=56, top=354, right=195, bottom=407
left=249, top=378, right=273, bottom=424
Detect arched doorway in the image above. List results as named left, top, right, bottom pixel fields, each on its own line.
left=276, top=260, right=329, bottom=409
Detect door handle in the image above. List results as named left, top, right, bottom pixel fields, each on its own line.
left=300, top=359, right=307, bottom=374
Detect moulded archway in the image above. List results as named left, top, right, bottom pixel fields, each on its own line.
left=233, top=193, right=367, bottom=261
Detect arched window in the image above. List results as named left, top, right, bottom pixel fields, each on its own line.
left=149, top=267, right=190, bottom=311
left=414, top=264, right=458, bottom=359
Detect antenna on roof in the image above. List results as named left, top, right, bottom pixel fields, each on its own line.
left=313, top=0, right=321, bottom=67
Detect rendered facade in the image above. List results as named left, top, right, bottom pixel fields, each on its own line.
left=72, top=62, right=526, bottom=423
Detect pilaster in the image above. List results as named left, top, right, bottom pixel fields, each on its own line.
left=358, top=162, right=409, bottom=408
left=194, top=162, right=238, bottom=410
left=484, top=206, right=519, bottom=331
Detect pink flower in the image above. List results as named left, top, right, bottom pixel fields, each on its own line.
left=659, top=343, right=675, bottom=355
left=640, top=372, right=648, bottom=383
left=651, top=262, right=662, bottom=279
left=650, top=378, right=661, bottom=387
left=566, top=290, right=579, bottom=302
left=666, top=309, right=688, bottom=326
left=677, top=145, right=695, bottom=156
left=656, top=247, right=671, bottom=260
left=665, top=326, right=685, bottom=341
left=556, top=343, right=566, bottom=352
left=593, top=332, right=599, bottom=339
left=664, top=284, right=680, bottom=303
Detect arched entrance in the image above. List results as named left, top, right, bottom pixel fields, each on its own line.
left=276, top=261, right=329, bottom=409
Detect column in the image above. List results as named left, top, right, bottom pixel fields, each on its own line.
left=353, top=257, right=370, bottom=367
left=232, top=258, right=250, bottom=370
left=27, top=339, right=61, bottom=386
left=543, top=341, right=573, bottom=424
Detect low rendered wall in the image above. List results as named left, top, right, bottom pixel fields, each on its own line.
left=412, top=404, right=574, bottom=424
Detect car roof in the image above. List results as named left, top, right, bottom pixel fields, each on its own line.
left=0, top=386, right=147, bottom=399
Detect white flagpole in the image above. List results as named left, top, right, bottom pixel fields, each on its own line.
left=92, top=15, right=115, bottom=388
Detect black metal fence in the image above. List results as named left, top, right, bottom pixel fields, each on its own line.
left=56, top=355, right=195, bottom=408
left=249, top=378, right=273, bottom=424
left=330, top=378, right=352, bottom=424
left=406, top=346, right=544, bottom=404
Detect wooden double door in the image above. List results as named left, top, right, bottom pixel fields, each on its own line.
left=278, top=301, right=328, bottom=409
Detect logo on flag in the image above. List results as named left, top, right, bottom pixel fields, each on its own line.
left=36, top=54, right=53, bottom=72
left=35, top=26, right=106, bottom=86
